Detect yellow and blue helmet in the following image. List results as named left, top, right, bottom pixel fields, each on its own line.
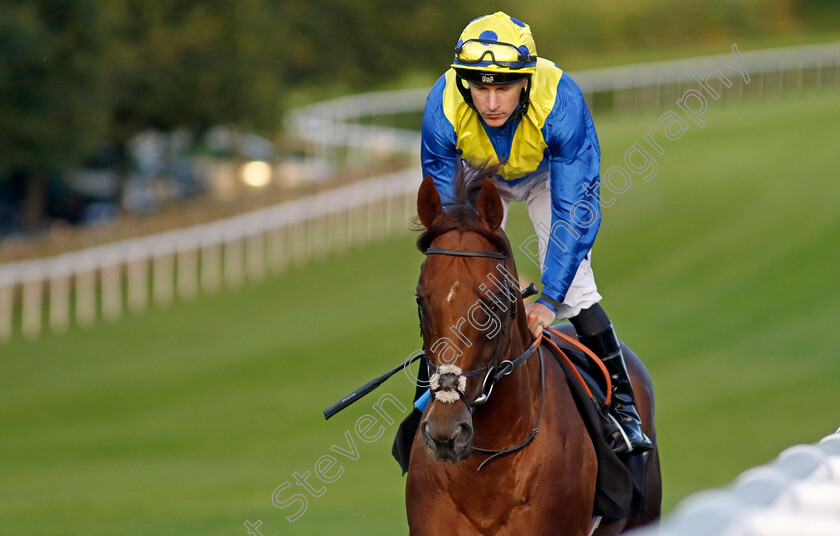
left=452, top=11, right=538, bottom=85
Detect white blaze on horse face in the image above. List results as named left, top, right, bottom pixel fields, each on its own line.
left=445, top=281, right=460, bottom=303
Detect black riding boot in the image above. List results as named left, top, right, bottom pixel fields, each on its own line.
left=578, top=325, right=653, bottom=455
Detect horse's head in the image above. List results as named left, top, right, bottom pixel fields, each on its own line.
left=415, top=165, right=528, bottom=463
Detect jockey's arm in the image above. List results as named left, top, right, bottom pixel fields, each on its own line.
left=535, top=75, right=602, bottom=315
left=421, top=75, right=459, bottom=204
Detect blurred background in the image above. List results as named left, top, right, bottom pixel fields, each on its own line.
left=1, top=1, right=839, bottom=535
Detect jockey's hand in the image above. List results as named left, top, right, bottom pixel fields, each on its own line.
left=525, top=302, right=556, bottom=338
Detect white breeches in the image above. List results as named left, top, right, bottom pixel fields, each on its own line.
left=499, top=175, right=603, bottom=320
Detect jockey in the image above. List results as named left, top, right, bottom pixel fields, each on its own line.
left=420, top=11, right=652, bottom=454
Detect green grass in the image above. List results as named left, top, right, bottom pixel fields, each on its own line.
left=2, top=88, right=840, bottom=535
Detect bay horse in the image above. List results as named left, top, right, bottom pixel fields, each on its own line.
left=405, top=165, right=661, bottom=535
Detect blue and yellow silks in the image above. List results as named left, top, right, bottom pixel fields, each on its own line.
left=420, top=58, right=602, bottom=307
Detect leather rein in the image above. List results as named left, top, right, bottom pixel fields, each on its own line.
left=423, top=246, right=545, bottom=470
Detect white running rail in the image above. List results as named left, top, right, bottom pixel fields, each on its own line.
left=628, top=430, right=840, bottom=536
left=2, top=42, right=838, bottom=342
left=0, top=169, right=419, bottom=342
left=286, top=42, right=840, bottom=157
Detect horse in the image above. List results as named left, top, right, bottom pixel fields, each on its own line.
left=405, top=164, right=661, bottom=535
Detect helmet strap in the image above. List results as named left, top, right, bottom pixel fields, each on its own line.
left=504, top=76, right=532, bottom=120
left=455, top=76, right=476, bottom=111
left=519, top=76, right=532, bottom=115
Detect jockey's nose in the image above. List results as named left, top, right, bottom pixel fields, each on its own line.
left=486, top=89, right=499, bottom=110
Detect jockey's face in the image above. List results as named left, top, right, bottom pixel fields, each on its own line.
left=469, top=79, right=527, bottom=127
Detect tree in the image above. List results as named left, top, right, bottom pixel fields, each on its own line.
left=111, top=0, right=284, bottom=139
left=0, top=0, right=116, bottom=229
left=274, top=0, right=494, bottom=98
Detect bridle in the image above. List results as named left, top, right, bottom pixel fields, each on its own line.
left=421, top=245, right=545, bottom=470
left=421, top=247, right=537, bottom=406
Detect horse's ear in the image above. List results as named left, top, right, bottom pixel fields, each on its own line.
left=476, top=178, right=504, bottom=231
left=417, top=176, right=444, bottom=229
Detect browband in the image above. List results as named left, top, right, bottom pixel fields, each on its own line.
left=425, top=247, right=506, bottom=259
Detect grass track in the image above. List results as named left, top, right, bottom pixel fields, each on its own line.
left=1, top=88, right=839, bottom=535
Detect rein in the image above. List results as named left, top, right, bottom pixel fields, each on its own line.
left=472, top=339, right=545, bottom=471
left=441, top=336, right=539, bottom=406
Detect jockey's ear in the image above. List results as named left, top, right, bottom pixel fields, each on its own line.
left=417, top=176, right=444, bottom=229
left=476, top=178, right=503, bottom=231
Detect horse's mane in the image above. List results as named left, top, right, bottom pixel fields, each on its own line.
left=416, top=162, right=514, bottom=256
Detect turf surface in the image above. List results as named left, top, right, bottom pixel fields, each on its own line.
left=1, top=88, right=839, bottom=535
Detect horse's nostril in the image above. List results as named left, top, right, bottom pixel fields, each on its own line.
left=455, top=423, right=473, bottom=449
left=422, top=421, right=436, bottom=448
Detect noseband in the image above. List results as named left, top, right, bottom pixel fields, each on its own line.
left=427, top=340, right=540, bottom=407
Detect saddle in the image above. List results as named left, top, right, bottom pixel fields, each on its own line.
left=391, top=326, right=649, bottom=521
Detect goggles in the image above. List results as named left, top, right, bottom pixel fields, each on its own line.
left=454, top=39, right=536, bottom=70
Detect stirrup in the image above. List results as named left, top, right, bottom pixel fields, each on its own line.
left=605, top=413, right=633, bottom=454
